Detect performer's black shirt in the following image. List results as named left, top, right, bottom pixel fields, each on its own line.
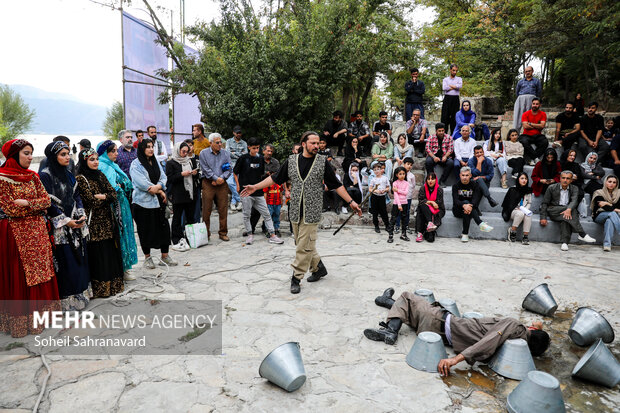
left=273, top=153, right=342, bottom=190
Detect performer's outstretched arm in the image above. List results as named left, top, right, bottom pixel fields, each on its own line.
left=240, top=176, right=274, bottom=197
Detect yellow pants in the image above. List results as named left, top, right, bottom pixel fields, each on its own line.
left=291, top=222, right=321, bottom=280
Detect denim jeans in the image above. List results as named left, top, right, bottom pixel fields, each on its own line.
left=227, top=174, right=241, bottom=205
left=268, top=204, right=282, bottom=230
left=595, top=211, right=620, bottom=247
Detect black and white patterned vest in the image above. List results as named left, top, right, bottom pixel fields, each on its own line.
left=288, top=153, right=326, bottom=224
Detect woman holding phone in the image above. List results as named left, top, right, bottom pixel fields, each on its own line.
left=166, top=142, right=199, bottom=251
left=39, top=141, right=92, bottom=311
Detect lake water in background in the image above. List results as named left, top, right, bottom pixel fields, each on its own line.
left=21, top=134, right=109, bottom=157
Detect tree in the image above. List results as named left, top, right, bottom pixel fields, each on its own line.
left=0, top=85, right=36, bottom=144
left=102, top=101, right=124, bottom=139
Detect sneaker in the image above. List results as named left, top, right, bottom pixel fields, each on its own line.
left=160, top=256, right=178, bottom=266
left=461, top=234, right=469, bottom=242
left=394, top=225, right=400, bottom=232
left=235, top=203, right=243, bottom=211
left=488, top=198, right=498, bottom=208
left=508, top=228, right=517, bottom=242
left=522, top=235, right=529, bottom=245
left=143, top=256, right=156, bottom=270
left=552, top=141, right=562, bottom=148
left=400, top=234, right=410, bottom=241
left=269, top=234, right=284, bottom=244
left=246, top=234, right=254, bottom=245
left=242, top=230, right=248, bottom=237
left=123, top=271, right=136, bottom=281
left=603, top=245, right=611, bottom=252
left=171, top=242, right=186, bottom=252
left=511, top=173, right=519, bottom=179
left=374, top=226, right=381, bottom=233
left=426, top=222, right=437, bottom=232
left=387, top=234, right=394, bottom=243
left=407, top=228, right=413, bottom=234
left=561, top=243, right=569, bottom=251
left=528, top=159, right=536, bottom=166
left=501, top=180, right=508, bottom=189
left=479, top=222, right=493, bottom=232
left=229, top=203, right=237, bottom=211
left=179, top=239, right=191, bottom=251
left=577, top=234, right=596, bottom=243
left=341, top=207, right=348, bottom=214
left=416, top=233, right=424, bottom=242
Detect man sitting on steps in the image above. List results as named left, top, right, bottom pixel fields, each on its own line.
left=364, top=288, right=550, bottom=376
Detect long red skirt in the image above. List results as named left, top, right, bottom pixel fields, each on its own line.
left=0, top=219, right=60, bottom=338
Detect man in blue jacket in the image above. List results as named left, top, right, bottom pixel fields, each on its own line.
left=405, top=68, right=426, bottom=120
left=468, top=145, right=498, bottom=208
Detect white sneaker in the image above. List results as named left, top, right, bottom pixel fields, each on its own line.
left=603, top=245, right=611, bottom=252
left=160, top=256, right=178, bottom=266
left=171, top=242, right=185, bottom=252
left=269, top=234, right=284, bottom=244
left=235, top=203, right=243, bottom=211
left=578, top=234, right=596, bottom=243
left=229, top=203, right=236, bottom=211
left=461, top=234, right=469, bottom=242
left=246, top=234, right=254, bottom=245
left=341, top=207, right=348, bottom=214
left=143, top=256, right=156, bottom=269
left=479, top=222, right=493, bottom=232
left=561, top=243, right=569, bottom=251
left=180, top=239, right=191, bottom=251
left=123, top=271, right=136, bottom=281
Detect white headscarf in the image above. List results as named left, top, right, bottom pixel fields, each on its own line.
left=348, top=163, right=363, bottom=193
left=172, top=142, right=194, bottom=200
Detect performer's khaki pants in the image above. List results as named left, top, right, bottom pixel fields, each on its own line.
left=291, top=222, right=320, bottom=280
left=387, top=292, right=444, bottom=334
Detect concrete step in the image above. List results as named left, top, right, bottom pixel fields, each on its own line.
left=435, top=213, right=619, bottom=245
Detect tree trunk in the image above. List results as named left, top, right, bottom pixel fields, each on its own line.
left=342, top=87, right=351, bottom=117
left=359, top=77, right=374, bottom=118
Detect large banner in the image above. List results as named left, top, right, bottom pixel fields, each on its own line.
left=173, top=45, right=202, bottom=142
left=122, top=11, right=170, bottom=149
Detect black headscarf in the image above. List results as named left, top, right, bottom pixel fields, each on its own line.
left=137, top=137, right=160, bottom=185
left=501, top=172, right=533, bottom=221
left=541, top=147, right=559, bottom=180
left=43, top=141, right=76, bottom=215
left=77, top=148, right=106, bottom=183
left=560, top=149, right=584, bottom=185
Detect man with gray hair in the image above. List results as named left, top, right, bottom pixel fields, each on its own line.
left=453, top=125, right=477, bottom=179
left=199, top=133, right=232, bottom=241
left=540, top=171, right=596, bottom=251
left=116, top=129, right=137, bottom=178
left=513, top=66, right=542, bottom=131
left=452, top=166, right=493, bottom=242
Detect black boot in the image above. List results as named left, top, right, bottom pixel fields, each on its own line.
left=363, top=318, right=402, bottom=345
left=374, top=288, right=395, bottom=309
left=307, top=260, right=328, bottom=282
left=290, top=275, right=301, bottom=294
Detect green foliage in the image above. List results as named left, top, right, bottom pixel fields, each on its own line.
left=102, top=101, right=124, bottom=139
left=0, top=85, right=36, bottom=144
left=154, top=0, right=416, bottom=157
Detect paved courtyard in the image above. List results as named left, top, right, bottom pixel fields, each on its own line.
left=1, top=224, right=619, bottom=412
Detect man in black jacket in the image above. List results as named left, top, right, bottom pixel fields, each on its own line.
left=405, top=68, right=425, bottom=120
left=452, top=166, right=493, bottom=242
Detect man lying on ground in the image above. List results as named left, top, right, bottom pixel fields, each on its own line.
left=363, top=288, right=550, bottom=376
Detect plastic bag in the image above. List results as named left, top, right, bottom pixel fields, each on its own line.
left=185, top=222, right=209, bottom=248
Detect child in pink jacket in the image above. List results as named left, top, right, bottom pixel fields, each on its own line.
left=388, top=166, right=411, bottom=243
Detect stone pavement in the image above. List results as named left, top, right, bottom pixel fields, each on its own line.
left=1, top=225, right=619, bottom=412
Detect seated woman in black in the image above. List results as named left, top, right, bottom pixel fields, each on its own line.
left=415, top=172, right=445, bottom=243
left=560, top=149, right=585, bottom=204
left=343, top=162, right=363, bottom=209
left=343, top=137, right=367, bottom=174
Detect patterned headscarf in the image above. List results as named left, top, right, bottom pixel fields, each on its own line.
left=0, top=139, right=37, bottom=182
left=42, top=141, right=75, bottom=215
left=96, top=139, right=115, bottom=156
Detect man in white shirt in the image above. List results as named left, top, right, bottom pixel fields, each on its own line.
left=441, top=64, right=462, bottom=135
left=452, top=125, right=477, bottom=179
left=146, top=126, right=168, bottom=166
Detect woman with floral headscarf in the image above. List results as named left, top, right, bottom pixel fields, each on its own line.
left=0, top=139, right=60, bottom=337
left=166, top=141, right=198, bottom=251
left=39, top=141, right=92, bottom=311
left=76, top=148, right=124, bottom=297
left=97, top=140, right=138, bottom=279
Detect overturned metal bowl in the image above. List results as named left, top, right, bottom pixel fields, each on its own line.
left=489, top=338, right=536, bottom=381
left=438, top=298, right=461, bottom=317
left=259, top=342, right=307, bottom=392
left=568, top=307, right=615, bottom=347
left=406, top=331, right=447, bottom=373
left=414, top=289, right=436, bottom=304
left=507, top=370, right=566, bottom=413
left=572, top=339, right=620, bottom=388
left=522, top=283, right=558, bottom=317
left=462, top=312, right=483, bottom=319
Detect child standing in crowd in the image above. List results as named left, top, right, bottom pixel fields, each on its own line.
left=234, top=137, right=284, bottom=245
left=393, top=157, right=415, bottom=232
left=369, top=162, right=391, bottom=234
left=389, top=167, right=410, bottom=243
left=264, top=178, right=283, bottom=237
left=501, top=172, right=533, bottom=244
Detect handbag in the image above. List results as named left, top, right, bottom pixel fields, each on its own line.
left=185, top=222, right=209, bottom=248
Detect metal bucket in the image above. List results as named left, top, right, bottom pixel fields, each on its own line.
left=414, top=289, right=436, bottom=304
left=259, top=342, right=307, bottom=392
left=462, top=312, right=483, bottom=319
left=507, top=370, right=566, bottom=413
left=489, top=338, right=536, bottom=380
left=406, top=331, right=447, bottom=373
left=568, top=307, right=615, bottom=347
left=571, top=339, right=620, bottom=388
left=438, top=298, right=461, bottom=317
left=521, top=283, right=558, bottom=316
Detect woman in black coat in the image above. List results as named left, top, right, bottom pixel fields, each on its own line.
left=415, top=172, right=445, bottom=242
left=343, top=136, right=367, bottom=174
left=165, top=142, right=198, bottom=251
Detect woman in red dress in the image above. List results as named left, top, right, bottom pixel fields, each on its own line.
left=0, top=139, right=60, bottom=337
